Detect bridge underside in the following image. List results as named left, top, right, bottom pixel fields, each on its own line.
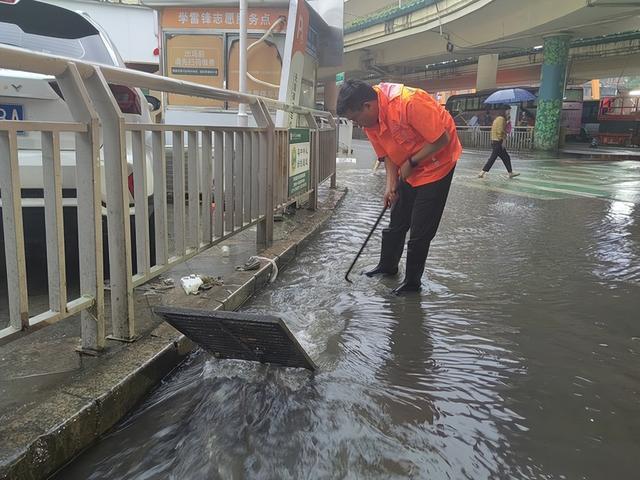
left=343, top=0, right=640, bottom=88
left=411, top=43, right=640, bottom=92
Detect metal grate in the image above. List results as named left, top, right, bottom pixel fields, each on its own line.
left=154, top=306, right=316, bottom=371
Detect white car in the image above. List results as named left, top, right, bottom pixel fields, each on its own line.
left=0, top=0, right=155, bottom=278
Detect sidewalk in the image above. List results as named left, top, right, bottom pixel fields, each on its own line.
left=560, top=143, right=640, bottom=160
left=0, top=185, right=346, bottom=480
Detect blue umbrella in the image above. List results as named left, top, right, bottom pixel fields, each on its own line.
left=483, top=88, right=536, bottom=104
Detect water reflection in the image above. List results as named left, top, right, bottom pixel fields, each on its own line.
left=590, top=200, right=638, bottom=284
left=373, top=299, right=435, bottom=427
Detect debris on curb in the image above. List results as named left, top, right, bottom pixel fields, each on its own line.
left=199, top=275, right=224, bottom=290
left=235, top=256, right=261, bottom=272
left=137, top=277, right=175, bottom=295
left=180, top=274, right=224, bottom=294
left=180, top=275, right=203, bottom=295
left=235, top=256, right=279, bottom=282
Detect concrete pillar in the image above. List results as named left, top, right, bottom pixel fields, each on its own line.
left=324, top=78, right=338, bottom=115
left=533, top=34, right=571, bottom=150
left=476, top=54, right=499, bottom=92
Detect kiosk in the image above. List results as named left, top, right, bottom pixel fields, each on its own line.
left=141, top=0, right=343, bottom=127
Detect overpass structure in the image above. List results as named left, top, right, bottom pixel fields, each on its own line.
left=342, top=0, right=640, bottom=149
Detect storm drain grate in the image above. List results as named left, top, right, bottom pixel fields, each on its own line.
left=154, top=306, right=316, bottom=371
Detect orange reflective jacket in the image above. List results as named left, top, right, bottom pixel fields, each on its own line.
left=364, top=83, right=461, bottom=187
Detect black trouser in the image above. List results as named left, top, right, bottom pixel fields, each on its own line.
left=482, top=140, right=513, bottom=173
left=378, top=167, right=454, bottom=282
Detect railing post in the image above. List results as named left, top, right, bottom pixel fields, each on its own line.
left=250, top=131, right=259, bottom=221
left=152, top=130, right=169, bottom=265
left=41, top=131, right=67, bottom=318
left=306, top=113, right=320, bottom=211
left=187, top=130, right=201, bottom=249
left=251, top=99, right=274, bottom=247
left=172, top=131, right=186, bottom=256
left=132, top=129, right=150, bottom=276
left=82, top=67, right=135, bottom=343
left=328, top=115, right=338, bottom=188
left=234, top=132, right=244, bottom=229
left=0, top=130, right=28, bottom=335
left=242, top=132, right=252, bottom=225
left=201, top=130, right=213, bottom=245
left=57, top=63, right=105, bottom=353
left=213, top=130, right=224, bottom=239
left=224, top=131, right=234, bottom=234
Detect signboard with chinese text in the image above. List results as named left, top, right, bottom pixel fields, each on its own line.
left=166, top=34, right=224, bottom=107
left=162, top=7, right=288, bottom=31
left=288, top=128, right=310, bottom=197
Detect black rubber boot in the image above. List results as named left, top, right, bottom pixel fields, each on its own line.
left=365, top=264, right=398, bottom=277
left=365, top=237, right=402, bottom=277
left=392, top=243, right=427, bottom=295
left=391, top=280, right=422, bottom=295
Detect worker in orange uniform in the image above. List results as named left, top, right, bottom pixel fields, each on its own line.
left=337, top=80, right=461, bottom=294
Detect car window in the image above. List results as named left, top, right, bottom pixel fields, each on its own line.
left=0, top=21, right=115, bottom=65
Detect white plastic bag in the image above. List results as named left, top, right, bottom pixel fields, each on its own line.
left=180, top=274, right=203, bottom=295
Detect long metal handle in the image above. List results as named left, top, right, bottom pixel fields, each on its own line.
left=345, top=205, right=388, bottom=283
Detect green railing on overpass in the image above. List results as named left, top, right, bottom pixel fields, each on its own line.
left=345, top=0, right=437, bottom=34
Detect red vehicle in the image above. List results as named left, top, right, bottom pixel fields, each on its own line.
left=596, top=95, right=640, bottom=146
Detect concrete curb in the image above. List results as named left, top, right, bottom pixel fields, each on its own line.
left=1, top=331, right=193, bottom=480
left=0, top=187, right=347, bottom=480
left=559, top=149, right=640, bottom=161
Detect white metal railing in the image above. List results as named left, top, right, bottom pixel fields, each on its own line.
left=456, top=126, right=534, bottom=151
left=0, top=44, right=337, bottom=350
left=1, top=121, right=100, bottom=343
left=317, top=126, right=338, bottom=185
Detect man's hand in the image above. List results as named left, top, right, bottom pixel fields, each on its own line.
left=399, top=160, right=413, bottom=181
left=400, top=132, right=448, bottom=180
left=383, top=186, right=397, bottom=207
left=383, top=157, right=399, bottom=207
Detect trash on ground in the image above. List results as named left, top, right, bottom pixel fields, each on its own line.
left=180, top=275, right=203, bottom=295
left=137, top=277, right=175, bottom=295
left=235, top=256, right=278, bottom=282
left=180, top=274, right=223, bottom=294
left=199, top=275, right=224, bottom=290
left=235, top=256, right=261, bottom=271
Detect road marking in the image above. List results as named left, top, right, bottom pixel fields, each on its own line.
left=454, top=178, right=562, bottom=200
left=455, top=163, right=640, bottom=202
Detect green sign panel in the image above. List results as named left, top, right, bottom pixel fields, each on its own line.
left=288, top=128, right=310, bottom=198
left=336, top=71, right=345, bottom=85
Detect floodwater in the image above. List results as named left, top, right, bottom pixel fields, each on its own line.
left=56, top=151, right=640, bottom=479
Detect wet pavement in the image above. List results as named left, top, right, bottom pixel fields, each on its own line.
left=56, top=142, right=640, bottom=479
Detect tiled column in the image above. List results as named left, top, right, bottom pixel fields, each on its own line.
left=533, top=34, right=571, bottom=150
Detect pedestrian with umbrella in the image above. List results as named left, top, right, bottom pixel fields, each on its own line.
left=478, top=88, right=534, bottom=179
left=478, top=105, right=520, bottom=179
